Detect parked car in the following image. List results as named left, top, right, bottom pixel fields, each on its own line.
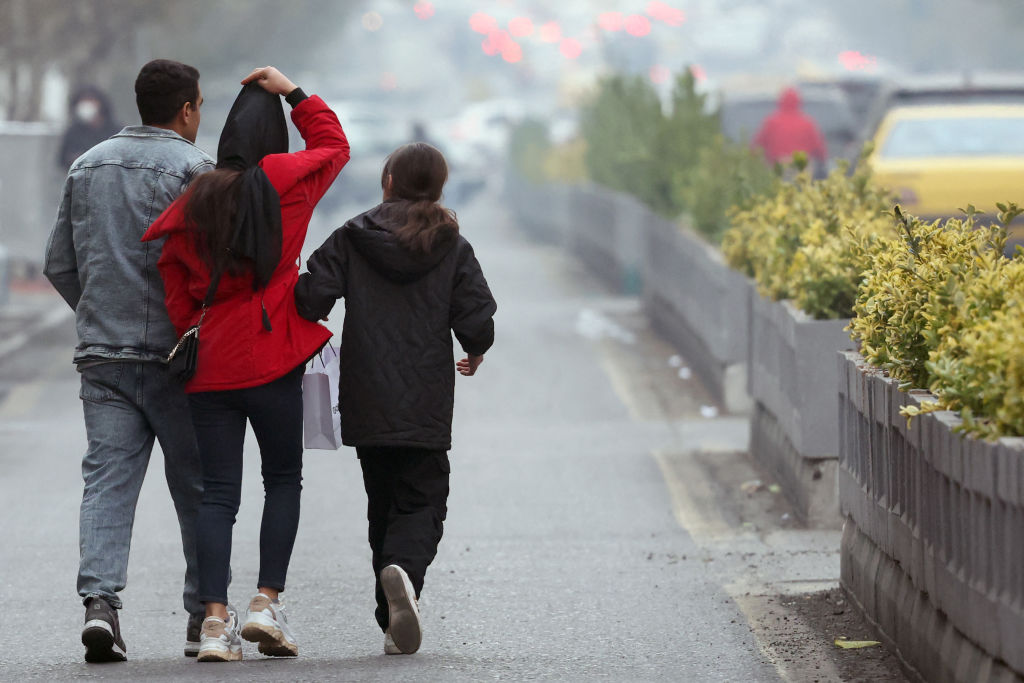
left=867, top=102, right=1024, bottom=252
left=798, top=75, right=888, bottom=134
left=858, top=73, right=1024, bottom=145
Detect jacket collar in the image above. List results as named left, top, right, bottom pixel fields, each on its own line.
left=113, top=125, right=196, bottom=144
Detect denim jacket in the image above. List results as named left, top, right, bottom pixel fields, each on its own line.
left=44, top=126, right=214, bottom=364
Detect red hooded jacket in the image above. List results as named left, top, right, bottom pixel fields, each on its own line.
left=752, top=88, right=827, bottom=164
left=142, top=94, right=350, bottom=393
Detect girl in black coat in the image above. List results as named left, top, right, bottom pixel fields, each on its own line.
left=295, top=142, right=496, bottom=655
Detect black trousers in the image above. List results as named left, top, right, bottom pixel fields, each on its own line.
left=357, top=446, right=450, bottom=632
left=189, top=365, right=305, bottom=605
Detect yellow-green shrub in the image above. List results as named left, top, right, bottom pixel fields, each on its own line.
left=850, top=204, right=1024, bottom=438
left=721, top=155, right=896, bottom=319
left=849, top=207, right=1014, bottom=387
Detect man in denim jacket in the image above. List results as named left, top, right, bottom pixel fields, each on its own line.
left=44, top=59, right=213, bottom=663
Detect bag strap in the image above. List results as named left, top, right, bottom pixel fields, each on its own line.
left=191, top=268, right=224, bottom=329
left=203, top=268, right=223, bottom=309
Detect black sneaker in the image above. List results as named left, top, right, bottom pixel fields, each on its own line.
left=185, top=612, right=203, bottom=657
left=82, top=597, right=127, bottom=663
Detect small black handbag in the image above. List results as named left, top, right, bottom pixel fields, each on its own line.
left=166, top=271, right=222, bottom=383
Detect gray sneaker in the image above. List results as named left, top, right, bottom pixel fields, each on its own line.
left=380, top=565, right=422, bottom=654
left=184, top=612, right=203, bottom=657
left=241, top=593, right=298, bottom=657
left=82, top=597, right=127, bottom=663
left=196, top=609, right=242, bottom=662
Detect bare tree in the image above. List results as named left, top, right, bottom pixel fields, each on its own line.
left=0, top=0, right=358, bottom=122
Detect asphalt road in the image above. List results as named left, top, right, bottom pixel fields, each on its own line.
left=0, top=186, right=860, bottom=681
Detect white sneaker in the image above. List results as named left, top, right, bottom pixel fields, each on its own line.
left=196, top=610, right=242, bottom=662
left=380, top=565, right=422, bottom=654
left=241, top=593, right=298, bottom=657
left=384, top=629, right=402, bottom=655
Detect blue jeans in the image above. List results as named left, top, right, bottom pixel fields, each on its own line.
left=78, top=362, right=203, bottom=616
left=188, top=365, right=305, bottom=605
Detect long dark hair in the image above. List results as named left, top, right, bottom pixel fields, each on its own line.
left=183, top=169, right=247, bottom=277
left=183, top=83, right=287, bottom=287
left=382, top=143, right=458, bottom=253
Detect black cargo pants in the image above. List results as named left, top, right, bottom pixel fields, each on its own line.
left=356, top=446, right=450, bottom=632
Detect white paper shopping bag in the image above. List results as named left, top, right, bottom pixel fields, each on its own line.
left=302, top=344, right=341, bottom=450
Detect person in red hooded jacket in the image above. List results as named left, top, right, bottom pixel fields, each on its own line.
left=752, top=87, right=828, bottom=170
left=141, top=66, right=349, bottom=663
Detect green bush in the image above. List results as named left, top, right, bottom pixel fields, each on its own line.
left=681, top=134, right=777, bottom=243
left=721, top=154, right=896, bottom=319
left=579, top=74, right=667, bottom=211
left=851, top=204, right=1024, bottom=438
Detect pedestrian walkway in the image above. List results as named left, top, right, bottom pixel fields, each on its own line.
left=0, top=188, right=864, bottom=681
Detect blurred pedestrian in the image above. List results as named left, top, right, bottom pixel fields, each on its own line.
left=43, top=59, right=211, bottom=664
left=752, top=87, right=828, bottom=174
left=142, top=66, right=349, bottom=663
left=57, top=86, right=122, bottom=170
left=294, top=142, right=497, bottom=656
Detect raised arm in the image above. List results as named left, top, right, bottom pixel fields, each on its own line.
left=244, top=66, right=350, bottom=205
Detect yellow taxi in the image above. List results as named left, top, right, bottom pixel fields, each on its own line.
left=868, top=103, right=1024, bottom=252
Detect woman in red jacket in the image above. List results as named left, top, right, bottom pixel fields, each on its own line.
left=142, top=66, right=348, bottom=663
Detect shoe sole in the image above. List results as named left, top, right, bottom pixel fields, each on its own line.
left=241, top=621, right=298, bottom=657
left=381, top=566, right=421, bottom=654
left=196, top=647, right=242, bottom=662
left=82, top=624, right=126, bottom=663
left=184, top=643, right=199, bottom=657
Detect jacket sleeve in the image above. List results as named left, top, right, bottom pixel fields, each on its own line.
left=294, top=228, right=348, bottom=322
left=157, top=237, right=201, bottom=336
left=263, top=95, right=350, bottom=206
left=450, top=239, right=496, bottom=356
left=43, top=175, right=82, bottom=310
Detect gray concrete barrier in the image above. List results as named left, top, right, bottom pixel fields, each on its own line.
left=838, top=350, right=1024, bottom=682
left=505, top=174, right=752, bottom=411
left=0, top=123, right=63, bottom=272
left=642, top=216, right=752, bottom=413
left=748, top=294, right=854, bottom=525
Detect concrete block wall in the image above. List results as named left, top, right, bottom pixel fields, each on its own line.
left=746, top=295, right=854, bottom=524
left=0, top=124, right=62, bottom=269
left=642, top=216, right=752, bottom=413
left=838, top=351, right=1024, bottom=682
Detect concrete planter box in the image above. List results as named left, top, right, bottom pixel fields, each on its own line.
left=748, top=293, right=855, bottom=524
left=566, top=183, right=645, bottom=295
left=838, top=351, right=1024, bottom=682
left=642, top=217, right=752, bottom=413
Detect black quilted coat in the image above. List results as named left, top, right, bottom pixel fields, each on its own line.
left=294, top=200, right=496, bottom=450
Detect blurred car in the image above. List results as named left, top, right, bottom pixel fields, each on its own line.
left=867, top=102, right=1024, bottom=252
left=859, top=73, right=1024, bottom=146
left=798, top=75, right=888, bottom=134
left=320, top=106, right=409, bottom=211
left=719, top=88, right=859, bottom=167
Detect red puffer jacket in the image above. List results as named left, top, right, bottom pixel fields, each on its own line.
left=142, top=95, right=349, bottom=393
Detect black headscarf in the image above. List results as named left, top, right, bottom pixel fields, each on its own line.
left=216, top=83, right=288, bottom=291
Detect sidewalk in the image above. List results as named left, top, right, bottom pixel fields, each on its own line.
left=0, top=279, right=73, bottom=366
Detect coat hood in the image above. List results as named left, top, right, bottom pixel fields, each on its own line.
left=778, top=87, right=802, bottom=112
left=343, top=201, right=457, bottom=284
